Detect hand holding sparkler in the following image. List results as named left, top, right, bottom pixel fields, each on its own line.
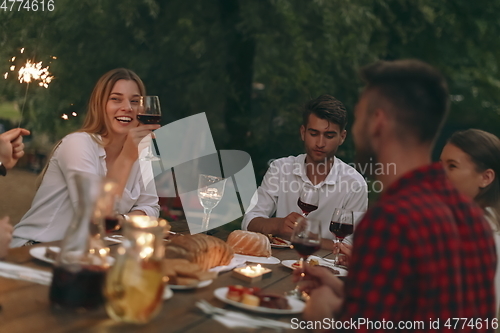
left=0, top=128, right=30, bottom=169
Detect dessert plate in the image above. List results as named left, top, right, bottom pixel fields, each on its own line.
left=168, top=279, right=213, bottom=290
left=163, top=286, right=173, bottom=300
left=214, top=287, right=304, bottom=314
left=233, top=254, right=280, bottom=265
left=281, top=256, right=348, bottom=277
left=29, top=246, right=60, bottom=265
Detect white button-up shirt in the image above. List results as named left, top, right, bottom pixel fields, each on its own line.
left=242, top=154, right=368, bottom=243
left=11, top=132, right=160, bottom=247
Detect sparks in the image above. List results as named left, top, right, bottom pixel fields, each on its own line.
left=3, top=72, right=7, bottom=79
left=10, top=65, right=15, bottom=71
left=18, top=60, right=54, bottom=88
left=61, top=114, right=68, bottom=120
left=20, top=48, right=25, bottom=54
left=11, top=57, right=16, bottom=62
left=71, top=112, right=77, bottom=116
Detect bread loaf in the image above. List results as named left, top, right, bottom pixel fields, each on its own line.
left=227, top=230, right=271, bottom=257
left=165, top=234, right=234, bottom=270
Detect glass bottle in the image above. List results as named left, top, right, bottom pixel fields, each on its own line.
left=49, top=172, right=111, bottom=310
left=93, top=179, right=120, bottom=233
left=104, top=215, right=168, bottom=324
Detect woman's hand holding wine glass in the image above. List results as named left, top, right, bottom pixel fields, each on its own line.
left=136, top=96, right=162, bottom=162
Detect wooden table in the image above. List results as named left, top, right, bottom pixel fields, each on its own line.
left=0, top=226, right=336, bottom=333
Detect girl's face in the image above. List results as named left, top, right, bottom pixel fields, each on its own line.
left=440, top=143, right=485, bottom=199
left=105, top=79, right=141, bottom=137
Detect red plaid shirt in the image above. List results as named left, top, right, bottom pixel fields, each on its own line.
left=339, top=163, right=497, bottom=332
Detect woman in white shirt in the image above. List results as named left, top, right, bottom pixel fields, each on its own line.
left=440, top=128, right=500, bottom=314
left=11, top=68, right=161, bottom=247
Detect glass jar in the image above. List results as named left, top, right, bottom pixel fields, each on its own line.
left=49, top=172, right=111, bottom=310
left=104, top=215, right=168, bottom=324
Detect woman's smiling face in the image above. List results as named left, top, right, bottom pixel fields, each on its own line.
left=105, top=79, right=141, bottom=137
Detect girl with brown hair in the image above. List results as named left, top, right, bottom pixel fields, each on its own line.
left=11, top=68, right=160, bottom=247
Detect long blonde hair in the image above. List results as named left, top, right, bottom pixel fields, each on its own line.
left=36, top=68, right=146, bottom=188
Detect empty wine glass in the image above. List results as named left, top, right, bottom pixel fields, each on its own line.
left=297, top=183, right=319, bottom=216
left=329, top=209, right=354, bottom=266
left=137, top=96, right=161, bottom=162
left=286, top=216, right=322, bottom=299
left=197, top=174, right=227, bottom=231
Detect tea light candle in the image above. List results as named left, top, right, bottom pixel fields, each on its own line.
left=232, top=264, right=272, bottom=283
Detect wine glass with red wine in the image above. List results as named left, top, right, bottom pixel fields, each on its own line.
left=286, top=217, right=322, bottom=299
left=137, top=96, right=161, bottom=162
left=297, top=183, right=319, bottom=216
left=329, top=208, right=354, bottom=265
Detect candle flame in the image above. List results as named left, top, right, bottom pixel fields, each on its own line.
left=20, top=48, right=24, bottom=53
left=11, top=57, right=15, bottom=62
left=10, top=65, right=15, bottom=71
left=18, top=60, right=54, bottom=88
left=3, top=72, right=7, bottom=79
left=72, top=112, right=77, bottom=116
left=61, top=114, right=68, bottom=120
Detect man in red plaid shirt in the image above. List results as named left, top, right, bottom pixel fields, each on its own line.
left=298, top=59, right=497, bottom=332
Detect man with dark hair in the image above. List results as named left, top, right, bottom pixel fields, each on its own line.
left=299, top=60, right=496, bottom=330
left=242, top=95, right=367, bottom=248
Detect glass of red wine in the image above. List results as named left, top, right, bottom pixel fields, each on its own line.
left=329, top=208, right=354, bottom=265
left=286, top=216, right=322, bottom=299
left=297, top=183, right=319, bottom=216
left=137, top=96, right=162, bottom=162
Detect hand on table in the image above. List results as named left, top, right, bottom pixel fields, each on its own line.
left=0, top=216, right=13, bottom=258
left=276, top=212, right=303, bottom=236
left=332, top=242, right=352, bottom=266
left=0, top=128, right=30, bottom=169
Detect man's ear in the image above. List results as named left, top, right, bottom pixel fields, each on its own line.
left=480, top=169, right=495, bottom=189
left=300, top=125, right=305, bottom=141
left=339, top=130, right=347, bottom=145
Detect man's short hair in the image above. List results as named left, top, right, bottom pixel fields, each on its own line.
left=360, top=59, right=449, bottom=143
left=302, top=94, right=347, bottom=130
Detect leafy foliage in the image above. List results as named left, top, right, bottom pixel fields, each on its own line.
left=1, top=0, right=500, bottom=180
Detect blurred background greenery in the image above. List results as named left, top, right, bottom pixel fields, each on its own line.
left=1, top=0, right=500, bottom=185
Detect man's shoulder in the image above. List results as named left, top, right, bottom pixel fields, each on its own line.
left=334, top=157, right=367, bottom=185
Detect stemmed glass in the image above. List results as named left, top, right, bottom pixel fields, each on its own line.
left=286, top=217, right=322, bottom=299
left=329, top=208, right=354, bottom=266
left=137, top=96, right=162, bottom=162
left=297, top=183, right=319, bottom=216
left=197, top=174, right=227, bottom=231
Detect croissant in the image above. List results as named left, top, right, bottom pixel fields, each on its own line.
left=165, top=234, right=234, bottom=271
left=227, top=230, right=271, bottom=257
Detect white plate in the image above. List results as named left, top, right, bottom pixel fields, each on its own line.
left=281, top=258, right=348, bottom=277
left=233, top=254, right=280, bottom=265
left=214, top=287, right=305, bottom=314
left=270, top=237, right=291, bottom=249
left=29, top=246, right=60, bottom=264
left=29, top=246, right=115, bottom=266
left=163, top=286, right=173, bottom=300
left=168, top=279, right=213, bottom=290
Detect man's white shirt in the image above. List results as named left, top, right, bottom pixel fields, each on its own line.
left=242, top=154, right=368, bottom=243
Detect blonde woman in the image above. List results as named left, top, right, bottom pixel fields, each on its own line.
left=11, top=68, right=160, bottom=247
left=440, top=128, right=500, bottom=313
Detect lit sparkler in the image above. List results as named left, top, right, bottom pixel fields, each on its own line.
left=18, top=60, right=53, bottom=88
